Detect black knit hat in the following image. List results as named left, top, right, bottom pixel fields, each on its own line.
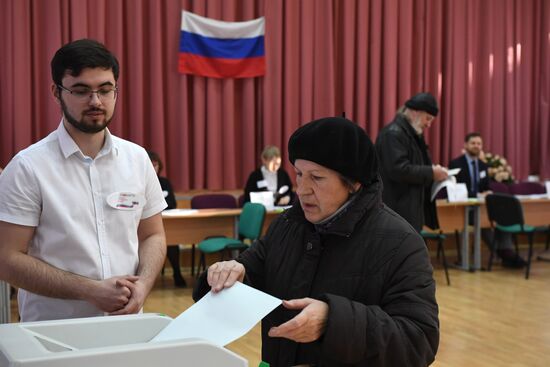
left=405, top=92, right=439, bottom=116
left=288, top=117, right=378, bottom=185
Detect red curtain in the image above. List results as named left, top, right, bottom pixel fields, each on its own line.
left=1, top=0, right=549, bottom=191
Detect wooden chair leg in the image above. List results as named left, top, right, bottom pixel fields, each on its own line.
left=439, top=236, right=451, bottom=286
left=526, top=232, right=534, bottom=279
left=513, top=234, right=519, bottom=255
left=197, top=252, right=206, bottom=277
left=488, top=230, right=497, bottom=271
left=191, top=244, right=196, bottom=276
left=454, top=230, right=462, bottom=264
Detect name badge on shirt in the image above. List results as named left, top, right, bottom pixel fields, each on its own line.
left=256, top=180, right=268, bottom=189
left=107, top=192, right=144, bottom=211
left=480, top=170, right=487, bottom=179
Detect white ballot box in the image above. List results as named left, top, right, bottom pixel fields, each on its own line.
left=0, top=313, right=247, bottom=367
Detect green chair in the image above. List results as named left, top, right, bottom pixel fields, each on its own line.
left=421, top=230, right=451, bottom=286
left=486, top=193, right=550, bottom=279
left=189, top=194, right=238, bottom=275
left=196, top=202, right=266, bottom=274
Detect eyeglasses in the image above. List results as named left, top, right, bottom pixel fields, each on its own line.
left=57, top=84, right=118, bottom=101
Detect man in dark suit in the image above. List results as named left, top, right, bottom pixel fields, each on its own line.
left=449, top=132, right=490, bottom=198
left=449, top=132, right=525, bottom=268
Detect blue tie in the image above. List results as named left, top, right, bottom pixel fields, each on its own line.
left=471, top=160, right=479, bottom=196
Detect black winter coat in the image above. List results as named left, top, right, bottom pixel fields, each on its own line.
left=375, top=114, right=438, bottom=231
left=194, top=179, right=439, bottom=366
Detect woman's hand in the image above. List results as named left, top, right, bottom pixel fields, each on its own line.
left=207, top=260, right=245, bottom=293
left=268, top=298, right=329, bottom=343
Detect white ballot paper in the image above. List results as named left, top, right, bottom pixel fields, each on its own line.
left=151, top=282, right=281, bottom=346
left=250, top=191, right=275, bottom=210
left=430, top=168, right=461, bottom=201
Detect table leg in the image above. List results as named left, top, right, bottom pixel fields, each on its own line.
left=460, top=206, right=470, bottom=271
left=0, top=281, right=10, bottom=324
left=473, top=206, right=481, bottom=270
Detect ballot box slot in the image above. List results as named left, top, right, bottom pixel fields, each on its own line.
left=22, top=314, right=171, bottom=350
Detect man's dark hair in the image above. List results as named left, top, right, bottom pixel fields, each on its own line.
left=51, top=39, right=120, bottom=86
left=465, top=132, right=482, bottom=142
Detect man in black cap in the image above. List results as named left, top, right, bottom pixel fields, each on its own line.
left=375, top=92, right=448, bottom=232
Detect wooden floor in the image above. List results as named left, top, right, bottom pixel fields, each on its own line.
left=9, top=258, right=550, bottom=366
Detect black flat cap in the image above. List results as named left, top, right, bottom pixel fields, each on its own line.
left=405, top=92, right=439, bottom=116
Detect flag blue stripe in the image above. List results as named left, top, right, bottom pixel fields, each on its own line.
left=179, top=31, right=264, bottom=59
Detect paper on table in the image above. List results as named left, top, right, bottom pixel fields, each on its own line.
left=161, top=209, right=199, bottom=217
left=151, top=282, right=281, bottom=346
left=250, top=191, right=275, bottom=210
left=515, top=193, right=548, bottom=200
left=447, top=182, right=469, bottom=202
left=272, top=205, right=293, bottom=212
left=430, top=168, right=461, bottom=201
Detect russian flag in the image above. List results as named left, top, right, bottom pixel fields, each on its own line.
left=179, top=11, right=265, bottom=79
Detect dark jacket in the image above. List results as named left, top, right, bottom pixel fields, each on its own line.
left=195, top=179, right=439, bottom=366
left=375, top=114, right=438, bottom=231
left=448, top=155, right=490, bottom=197
left=158, top=176, right=176, bottom=209
left=243, top=167, right=294, bottom=206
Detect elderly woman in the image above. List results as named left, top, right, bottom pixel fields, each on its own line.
left=243, top=145, right=294, bottom=206
left=194, top=117, right=439, bottom=366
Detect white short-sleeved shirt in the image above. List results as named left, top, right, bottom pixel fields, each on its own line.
left=0, top=122, right=167, bottom=321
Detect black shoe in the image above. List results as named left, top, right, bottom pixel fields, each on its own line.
left=537, top=250, right=550, bottom=262
left=498, top=249, right=527, bottom=269
left=173, top=273, right=187, bottom=288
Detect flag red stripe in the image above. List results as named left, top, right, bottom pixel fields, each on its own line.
left=178, top=53, right=265, bottom=78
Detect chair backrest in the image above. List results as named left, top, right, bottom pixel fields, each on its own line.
left=237, top=194, right=246, bottom=208
left=190, top=194, right=237, bottom=209
left=485, top=193, right=524, bottom=227
left=488, top=181, right=511, bottom=194
left=509, top=182, right=546, bottom=195
left=238, top=202, right=266, bottom=240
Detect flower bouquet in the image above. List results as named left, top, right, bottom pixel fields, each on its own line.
left=480, top=152, right=514, bottom=183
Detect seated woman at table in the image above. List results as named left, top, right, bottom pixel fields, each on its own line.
left=148, top=151, right=186, bottom=287
left=194, top=117, right=439, bottom=366
left=243, top=145, right=294, bottom=206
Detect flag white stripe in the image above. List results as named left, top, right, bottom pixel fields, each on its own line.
left=181, top=11, right=264, bottom=39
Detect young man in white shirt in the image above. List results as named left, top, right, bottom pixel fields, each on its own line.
left=0, top=39, right=167, bottom=321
